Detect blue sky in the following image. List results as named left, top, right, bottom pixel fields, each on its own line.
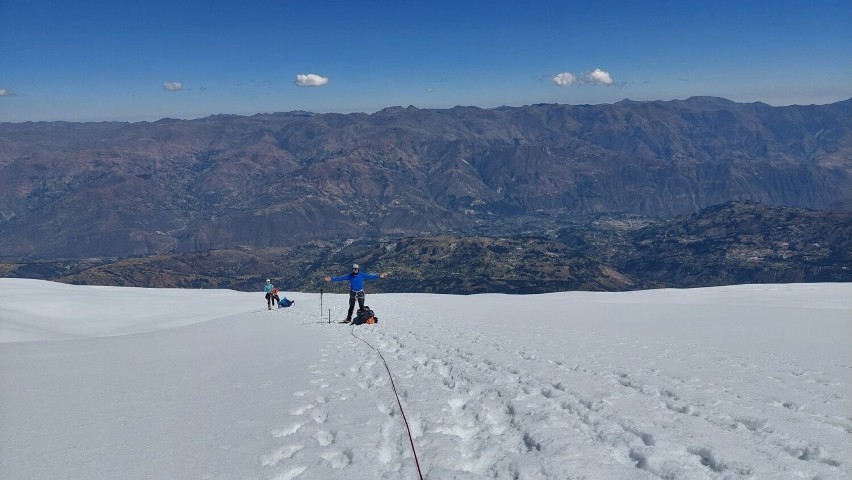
left=1, top=0, right=850, bottom=122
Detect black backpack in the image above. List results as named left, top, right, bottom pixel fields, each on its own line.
left=353, top=306, right=378, bottom=325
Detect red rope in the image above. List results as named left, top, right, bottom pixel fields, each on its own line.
left=351, top=328, right=425, bottom=480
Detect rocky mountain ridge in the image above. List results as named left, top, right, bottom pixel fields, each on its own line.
left=1, top=97, right=850, bottom=261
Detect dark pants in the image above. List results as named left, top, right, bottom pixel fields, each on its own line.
left=347, top=290, right=365, bottom=320
left=266, top=292, right=278, bottom=306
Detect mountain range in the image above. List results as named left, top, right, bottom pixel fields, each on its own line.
left=1, top=97, right=850, bottom=292
left=1, top=96, right=850, bottom=261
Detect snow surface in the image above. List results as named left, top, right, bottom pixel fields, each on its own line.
left=0, top=279, right=849, bottom=479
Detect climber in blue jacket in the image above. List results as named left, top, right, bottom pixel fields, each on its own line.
left=324, top=263, right=388, bottom=323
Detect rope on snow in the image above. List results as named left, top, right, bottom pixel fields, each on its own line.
left=350, top=327, right=425, bottom=480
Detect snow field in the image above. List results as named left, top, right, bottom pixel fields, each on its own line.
left=259, top=285, right=850, bottom=479
left=0, top=280, right=849, bottom=479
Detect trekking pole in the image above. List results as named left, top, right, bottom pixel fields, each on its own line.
left=320, top=288, right=323, bottom=324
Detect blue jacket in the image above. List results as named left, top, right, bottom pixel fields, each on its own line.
left=264, top=283, right=274, bottom=293
left=331, top=271, right=380, bottom=291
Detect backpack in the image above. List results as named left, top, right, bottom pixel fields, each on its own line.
left=353, top=306, right=378, bottom=325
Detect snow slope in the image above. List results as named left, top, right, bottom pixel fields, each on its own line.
left=0, top=279, right=849, bottom=479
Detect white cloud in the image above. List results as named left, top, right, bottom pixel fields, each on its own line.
left=552, top=72, right=579, bottom=87
left=294, top=74, right=329, bottom=87
left=552, top=69, right=615, bottom=87
left=0, top=88, right=16, bottom=96
left=163, top=82, right=183, bottom=92
left=586, top=68, right=614, bottom=85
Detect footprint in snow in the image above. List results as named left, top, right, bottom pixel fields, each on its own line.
left=320, top=450, right=352, bottom=469
left=290, top=404, right=314, bottom=416
left=271, top=422, right=304, bottom=438
left=311, top=408, right=328, bottom=424
left=271, top=466, right=307, bottom=480
left=260, top=444, right=303, bottom=467
left=315, top=430, right=334, bottom=446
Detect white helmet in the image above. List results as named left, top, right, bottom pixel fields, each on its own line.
left=352, top=264, right=359, bottom=270
left=266, top=279, right=271, bottom=283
